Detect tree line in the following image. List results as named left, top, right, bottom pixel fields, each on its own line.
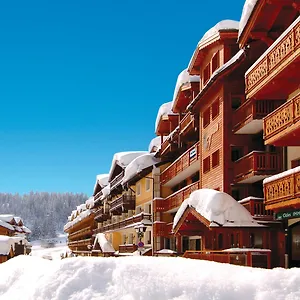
left=0, top=192, right=87, bottom=240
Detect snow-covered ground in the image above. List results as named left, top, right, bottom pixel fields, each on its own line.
left=0, top=252, right=300, bottom=300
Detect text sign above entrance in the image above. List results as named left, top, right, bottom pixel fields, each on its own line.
left=276, top=210, right=300, bottom=220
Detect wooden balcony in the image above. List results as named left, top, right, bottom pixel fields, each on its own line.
left=179, top=112, right=195, bottom=136
left=93, top=213, right=151, bottom=234
left=264, top=167, right=300, bottom=210
left=161, top=142, right=200, bottom=186
left=153, top=222, right=173, bottom=237
left=264, top=93, right=300, bottom=146
left=67, top=238, right=92, bottom=248
left=234, top=151, right=282, bottom=184
left=95, top=207, right=110, bottom=222
left=119, top=244, right=138, bottom=253
left=246, top=17, right=300, bottom=100
left=93, top=191, right=103, bottom=205
left=239, top=198, right=273, bottom=221
left=68, top=226, right=93, bottom=241
left=110, top=171, right=124, bottom=192
left=233, top=99, right=284, bottom=134
left=154, top=181, right=200, bottom=213
left=110, top=194, right=135, bottom=215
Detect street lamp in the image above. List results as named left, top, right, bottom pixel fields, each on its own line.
left=134, top=224, right=147, bottom=255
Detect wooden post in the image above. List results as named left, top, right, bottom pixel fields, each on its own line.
left=176, top=235, right=182, bottom=254
left=267, top=251, right=271, bottom=269
left=247, top=252, right=252, bottom=267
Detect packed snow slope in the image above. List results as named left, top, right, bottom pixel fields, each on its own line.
left=0, top=256, right=300, bottom=300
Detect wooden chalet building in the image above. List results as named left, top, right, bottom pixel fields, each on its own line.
left=153, top=16, right=286, bottom=267
left=237, top=0, right=300, bottom=267
left=0, top=214, right=31, bottom=263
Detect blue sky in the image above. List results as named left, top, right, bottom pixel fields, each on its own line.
left=0, top=1, right=244, bottom=195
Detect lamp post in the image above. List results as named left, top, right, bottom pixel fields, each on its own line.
left=135, top=224, right=147, bottom=255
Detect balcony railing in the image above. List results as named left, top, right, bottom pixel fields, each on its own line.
left=154, top=181, right=200, bottom=212
left=110, top=194, right=135, bottom=214
left=264, top=93, right=300, bottom=144
left=68, top=238, right=92, bottom=247
left=93, top=213, right=151, bottom=234
left=95, top=207, right=110, bottom=222
left=180, top=112, right=194, bottom=134
left=239, top=198, right=273, bottom=220
left=110, top=171, right=124, bottom=191
left=119, top=244, right=138, bottom=253
left=264, top=167, right=300, bottom=210
left=161, top=142, right=200, bottom=185
left=246, top=17, right=300, bottom=96
left=68, top=226, right=93, bottom=240
left=153, top=222, right=173, bottom=237
left=234, top=151, right=282, bottom=183
left=233, top=99, right=284, bottom=134
left=93, top=191, right=103, bottom=204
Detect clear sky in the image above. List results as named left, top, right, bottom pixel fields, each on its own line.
left=0, top=0, right=244, bottom=196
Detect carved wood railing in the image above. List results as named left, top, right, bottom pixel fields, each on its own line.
left=234, top=151, right=282, bottom=182
left=264, top=167, right=300, bottom=209
left=246, top=18, right=300, bottom=94
left=180, top=112, right=194, bottom=133
left=93, top=213, right=151, bottom=234
left=154, top=181, right=200, bottom=213
left=264, top=93, right=300, bottom=142
left=68, top=238, right=92, bottom=247
left=161, top=142, right=200, bottom=184
left=233, top=99, right=284, bottom=132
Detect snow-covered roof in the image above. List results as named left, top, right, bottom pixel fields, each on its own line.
left=171, top=69, right=200, bottom=109
left=93, top=174, right=109, bottom=195
left=109, top=151, right=147, bottom=182
left=0, top=214, right=15, bottom=224
left=14, top=217, right=23, bottom=226
left=198, top=20, right=239, bottom=46
left=187, top=49, right=245, bottom=111
left=238, top=0, right=258, bottom=41
left=155, top=102, right=177, bottom=133
left=0, top=235, right=28, bottom=255
left=100, top=183, right=111, bottom=200
left=122, top=153, right=160, bottom=185
left=0, top=220, right=14, bottom=231
left=93, top=233, right=115, bottom=253
left=173, top=189, right=261, bottom=229
left=148, top=136, right=166, bottom=153
left=85, top=196, right=95, bottom=209
left=77, top=203, right=86, bottom=213
left=21, top=226, right=32, bottom=234
left=263, top=166, right=300, bottom=185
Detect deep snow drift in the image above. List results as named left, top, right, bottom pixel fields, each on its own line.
left=0, top=255, right=300, bottom=300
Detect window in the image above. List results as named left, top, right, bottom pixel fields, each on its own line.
left=218, top=233, right=223, bottom=249
left=212, top=150, right=220, bottom=168
left=203, top=64, right=210, bottom=85
left=212, top=98, right=220, bottom=119
left=231, top=147, right=243, bottom=162
left=191, top=172, right=199, bottom=183
left=136, top=183, right=141, bottom=196
left=203, top=156, right=210, bottom=173
left=146, top=178, right=151, bottom=191
left=211, top=52, right=220, bottom=73
left=203, top=108, right=210, bottom=128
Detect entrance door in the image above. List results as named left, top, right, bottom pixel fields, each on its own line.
left=290, top=222, right=300, bottom=267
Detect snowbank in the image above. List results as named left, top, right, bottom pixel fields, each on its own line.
left=122, top=153, right=159, bottom=185
left=173, top=189, right=260, bottom=229
left=64, top=209, right=91, bottom=231
left=0, top=255, right=300, bottom=300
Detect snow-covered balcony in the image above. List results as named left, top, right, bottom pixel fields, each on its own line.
left=153, top=181, right=200, bottom=213
left=109, top=194, right=135, bottom=215
left=233, top=151, right=282, bottom=184
left=232, top=98, right=284, bottom=134
left=263, top=92, right=300, bottom=146
left=263, top=166, right=300, bottom=210
left=109, top=171, right=124, bottom=194
left=245, top=16, right=300, bottom=100
left=94, top=207, right=110, bottom=223
left=161, top=142, right=200, bottom=186
left=238, top=197, right=273, bottom=221
left=93, top=213, right=151, bottom=234
left=67, top=237, right=92, bottom=248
